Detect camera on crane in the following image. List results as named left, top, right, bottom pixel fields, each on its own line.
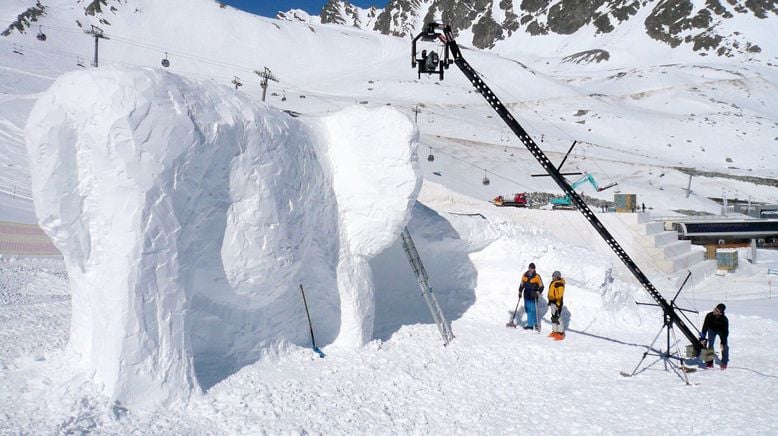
left=411, top=22, right=452, bottom=80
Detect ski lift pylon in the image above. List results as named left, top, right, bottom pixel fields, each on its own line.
left=161, top=52, right=170, bottom=68
left=36, top=26, right=47, bottom=41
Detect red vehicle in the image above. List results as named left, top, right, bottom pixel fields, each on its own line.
left=492, top=193, right=528, bottom=207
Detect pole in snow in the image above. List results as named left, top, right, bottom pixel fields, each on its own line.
left=685, top=174, right=693, bottom=198
left=299, top=284, right=325, bottom=358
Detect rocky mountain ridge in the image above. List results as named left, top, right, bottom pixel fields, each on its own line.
left=313, top=0, right=777, bottom=60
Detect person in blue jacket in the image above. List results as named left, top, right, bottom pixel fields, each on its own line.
left=519, top=262, right=544, bottom=331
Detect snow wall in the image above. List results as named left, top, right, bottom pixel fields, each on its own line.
left=24, top=67, right=420, bottom=407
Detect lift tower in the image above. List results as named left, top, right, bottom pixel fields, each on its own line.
left=84, top=25, right=108, bottom=67
left=254, top=67, right=278, bottom=102
left=411, top=22, right=701, bottom=355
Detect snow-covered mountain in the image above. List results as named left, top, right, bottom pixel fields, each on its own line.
left=2, top=0, right=776, bottom=201
left=316, top=0, right=778, bottom=60
left=2, top=0, right=778, bottom=432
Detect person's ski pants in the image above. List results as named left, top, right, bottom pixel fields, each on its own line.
left=524, top=297, right=537, bottom=328
left=550, top=303, right=564, bottom=333
left=706, top=330, right=729, bottom=364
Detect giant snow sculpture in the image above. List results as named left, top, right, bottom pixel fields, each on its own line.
left=25, top=67, right=419, bottom=406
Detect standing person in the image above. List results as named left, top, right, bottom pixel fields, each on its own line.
left=699, top=303, right=729, bottom=369
left=519, top=262, right=544, bottom=331
left=547, top=271, right=566, bottom=340
left=641, top=202, right=646, bottom=212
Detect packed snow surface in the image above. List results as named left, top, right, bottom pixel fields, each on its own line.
left=1, top=0, right=777, bottom=433
left=2, top=194, right=778, bottom=433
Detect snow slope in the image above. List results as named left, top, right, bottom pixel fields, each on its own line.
left=2, top=189, right=778, bottom=432
left=1, top=0, right=778, bottom=433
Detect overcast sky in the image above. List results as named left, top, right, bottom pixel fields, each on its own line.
left=222, top=1, right=383, bottom=18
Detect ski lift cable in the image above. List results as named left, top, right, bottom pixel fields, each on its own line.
left=11, top=36, right=282, bottom=90
left=103, top=35, right=304, bottom=89
left=0, top=19, right=236, bottom=69
left=10, top=43, right=87, bottom=63
left=104, top=35, right=298, bottom=89
left=418, top=102, right=514, bottom=143
left=454, top=68, right=630, bottom=256
left=475, top=69, right=567, bottom=140
left=479, top=64, right=674, bottom=287
left=0, top=19, right=276, bottom=80
left=20, top=43, right=253, bottom=85
left=108, top=35, right=257, bottom=73
left=3, top=19, right=404, bottom=107
left=477, top=65, right=621, bottom=185
left=0, top=18, right=315, bottom=95
left=425, top=144, right=537, bottom=193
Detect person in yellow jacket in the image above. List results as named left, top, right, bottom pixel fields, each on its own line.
left=547, top=270, right=566, bottom=340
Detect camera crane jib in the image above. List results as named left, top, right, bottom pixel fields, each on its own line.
left=411, top=22, right=701, bottom=355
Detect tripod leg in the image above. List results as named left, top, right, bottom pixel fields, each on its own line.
left=622, top=323, right=665, bottom=377
left=663, top=323, right=672, bottom=371
left=670, top=327, right=691, bottom=385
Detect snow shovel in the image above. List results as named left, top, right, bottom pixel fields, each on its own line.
left=506, top=294, right=521, bottom=328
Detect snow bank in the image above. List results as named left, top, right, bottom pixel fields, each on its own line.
left=24, top=67, right=418, bottom=406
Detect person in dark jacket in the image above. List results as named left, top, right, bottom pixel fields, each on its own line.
left=519, top=262, right=544, bottom=331
left=699, top=303, right=729, bottom=369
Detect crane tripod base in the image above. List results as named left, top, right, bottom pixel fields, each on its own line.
left=620, top=316, right=695, bottom=383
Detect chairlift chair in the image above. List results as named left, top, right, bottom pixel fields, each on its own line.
left=36, top=26, right=47, bottom=41
left=161, top=52, right=170, bottom=68
left=76, top=56, right=85, bottom=68
left=482, top=170, right=490, bottom=186
left=427, top=147, right=434, bottom=162
left=232, top=76, right=243, bottom=89
left=12, top=44, right=23, bottom=55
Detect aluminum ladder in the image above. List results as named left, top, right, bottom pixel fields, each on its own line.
left=399, top=226, right=454, bottom=345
